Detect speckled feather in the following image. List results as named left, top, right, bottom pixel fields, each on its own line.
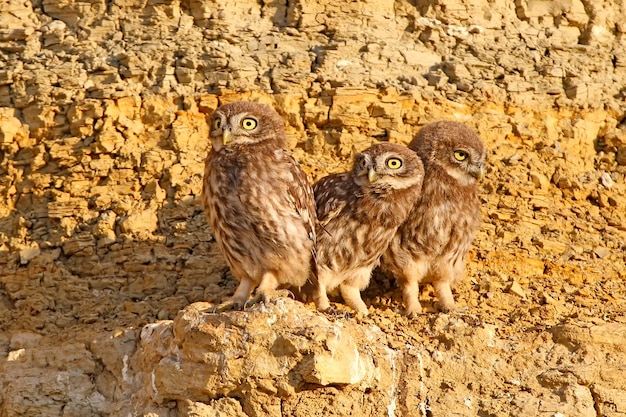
left=311, top=142, right=424, bottom=314
left=381, top=121, right=486, bottom=315
left=202, top=101, right=317, bottom=307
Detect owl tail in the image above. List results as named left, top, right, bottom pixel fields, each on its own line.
left=293, top=250, right=318, bottom=303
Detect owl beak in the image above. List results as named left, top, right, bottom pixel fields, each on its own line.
left=222, top=129, right=233, bottom=144
left=471, top=164, right=485, bottom=180
left=368, top=168, right=380, bottom=183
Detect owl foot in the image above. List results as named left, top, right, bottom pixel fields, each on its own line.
left=406, top=310, right=425, bottom=319
left=248, top=289, right=294, bottom=307
left=339, top=285, right=369, bottom=316
left=434, top=302, right=469, bottom=314
left=214, top=298, right=246, bottom=313
left=272, top=289, right=296, bottom=301
left=321, top=305, right=352, bottom=320
left=404, top=302, right=424, bottom=318
left=434, top=302, right=452, bottom=313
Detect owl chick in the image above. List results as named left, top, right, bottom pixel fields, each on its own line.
left=311, top=143, right=424, bottom=315
left=381, top=121, right=486, bottom=316
left=202, top=101, right=317, bottom=310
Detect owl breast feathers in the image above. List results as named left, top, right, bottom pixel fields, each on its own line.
left=202, top=101, right=317, bottom=311
left=310, top=142, right=424, bottom=315
left=381, top=120, right=486, bottom=316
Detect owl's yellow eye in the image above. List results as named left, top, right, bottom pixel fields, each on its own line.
left=213, top=118, right=221, bottom=129
left=242, top=118, right=258, bottom=130
left=360, top=158, right=368, bottom=168
left=386, top=157, right=402, bottom=169
left=454, top=150, right=468, bottom=161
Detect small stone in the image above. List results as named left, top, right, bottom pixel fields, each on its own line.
left=507, top=281, right=526, bottom=298
left=599, top=172, right=613, bottom=189
left=303, top=330, right=371, bottom=386
left=97, top=235, right=117, bottom=248
left=505, top=153, right=522, bottom=165
left=489, top=210, right=513, bottom=221
left=7, top=349, right=26, bottom=362
left=530, top=172, right=550, bottom=189
left=19, top=247, right=40, bottom=265
left=119, top=210, right=159, bottom=237
left=123, top=301, right=152, bottom=316
left=179, top=398, right=247, bottom=417
left=530, top=196, right=551, bottom=209
left=594, top=246, right=611, bottom=259
left=9, top=331, right=43, bottom=349
left=533, top=237, right=568, bottom=254
left=617, top=146, right=626, bottom=165
left=62, top=233, right=96, bottom=256
left=542, top=292, right=558, bottom=305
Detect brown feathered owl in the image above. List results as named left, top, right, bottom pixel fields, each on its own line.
left=311, top=142, right=424, bottom=315
left=381, top=120, right=486, bottom=316
left=202, top=101, right=317, bottom=310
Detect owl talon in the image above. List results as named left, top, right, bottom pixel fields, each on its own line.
left=264, top=289, right=295, bottom=304
left=406, top=310, right=425, bottom=319
left=247, top=289, right=294, bottom=307
left=264, top=289, right=295, bottom=301
left=198, top=304, right=219, bottom=314
left=214, top=299, right=245, bottom=313
left=322, top=306, right=352, bottom=320
left=433, top=301, right=458, bottom=313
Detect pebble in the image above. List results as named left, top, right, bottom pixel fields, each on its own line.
left=507, top=281, right=527, bottom=298
left=593, top=246, right=611, bottom=259
left=599, top=172, right=613, bottom=189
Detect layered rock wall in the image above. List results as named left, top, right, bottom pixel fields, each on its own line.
left=1, top=0, right=626, bottom=416
left=1, top=0, right=625, bottom=258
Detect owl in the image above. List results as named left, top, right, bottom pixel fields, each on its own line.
left=381, top=120, right=486, bottom=316
left=202, top=101, right=317, bottom=311
left=311, top=143, right=424, bottom=315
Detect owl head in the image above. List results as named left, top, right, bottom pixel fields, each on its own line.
left=410, top=121, right=486, bottom=185
left=352, top=143, right=424, bottom=191
left=209, top=101, right=287, bottom=152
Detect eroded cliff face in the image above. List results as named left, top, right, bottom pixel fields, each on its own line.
left=0, top=0, right=625, bottom=416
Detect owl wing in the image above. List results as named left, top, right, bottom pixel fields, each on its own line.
left=313, top=173, right=352, bottom=230
left=284, top=154, right=317, bottom=245
left=280, top=150, right=319, bottom=278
